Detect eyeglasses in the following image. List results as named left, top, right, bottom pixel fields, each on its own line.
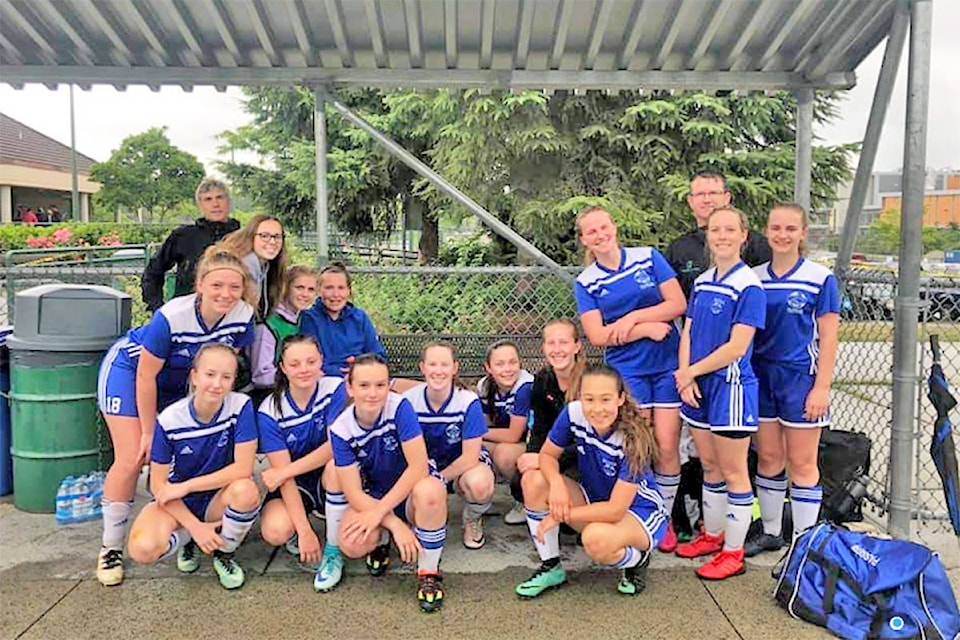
left=690, top=190, right=728, bottom=199
left=256, top=232, right=284, bottom=244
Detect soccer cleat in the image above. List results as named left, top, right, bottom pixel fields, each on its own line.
left=96, top=548, right=124, bottom=587
left=284, top=534, right=299, bottom=557
left=365, top=542, right=391, bottom=577
left=515, top=561, right=567, bottom=598
left=675, top=531, right=724, bottom=559
left=313, top=546, right=344, bottom=592
left=657, top=521, right=678, bottom=553
left=696, top=548, right=746, bottom=581
left=462, top=516, right=485, bottom=550
left=416, top=572, right=444, bottom=613
left=177, top=540, right=201, bottom=573
left=504, top=501, right=526, bottom=525
left=617, top=551, right=651, bottom=596
left=212, top=550, right=245, bottom=590
left=743, top=532, right=786, bottom=558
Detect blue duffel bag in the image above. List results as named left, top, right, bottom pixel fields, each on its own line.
left=774, top=522, right=960, bottom=639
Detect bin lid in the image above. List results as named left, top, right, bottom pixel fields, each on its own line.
left=9, top=284, right=131, bottom=352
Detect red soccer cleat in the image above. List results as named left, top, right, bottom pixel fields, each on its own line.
left=657, top=521, right=678, bottom=553
left=675, top=531, right=723, bottom=558
left=696, top=548, right=746, bottom=581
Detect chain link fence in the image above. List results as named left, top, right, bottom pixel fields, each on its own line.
left=0, top=259, right=957, bottom=533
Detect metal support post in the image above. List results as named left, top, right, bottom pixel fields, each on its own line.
left=835, top=0, right=909, bottom=289
left=793, top=88, right=814, bottom=212
left=314, top=88, right=329, bottom=265
left=322, top=90, right=572, bottom=282
left=69, top=84, right=80, bottom=220
left=888, top=0, right=931, bottom=540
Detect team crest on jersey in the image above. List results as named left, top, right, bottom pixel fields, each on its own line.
left=383, top=434, right=399, bottom=452
left=786, top=291, right=809, bottom=314
left=217, top=430, right=230, bottom=448
left=710, top=298, right=726, bottom=315
left=633, top=269, right=654, bottom=289
left=601, top=458, right=618, bottom=477
left=445, top=423, right=461, bottom=445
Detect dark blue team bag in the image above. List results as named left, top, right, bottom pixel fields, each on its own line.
left=774, top=522, right=960, bottom=639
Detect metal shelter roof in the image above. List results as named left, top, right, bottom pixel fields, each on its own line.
left=0, top=0, right=896, bottom=92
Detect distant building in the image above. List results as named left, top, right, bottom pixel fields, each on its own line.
left=830, top=169, right=960, bottom=233
left=0, top=113, right=101, bottom=223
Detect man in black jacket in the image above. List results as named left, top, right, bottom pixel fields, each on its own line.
left=141, top=178, right=241, bottom=312
left=665, top=172, right=772, bottom=299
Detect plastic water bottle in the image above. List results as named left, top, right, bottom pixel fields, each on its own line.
left=73, top=475, right=90, bottom=523
left=55, top=476, right=75, bottom=525
left=90, top=472, right=104, bottom=518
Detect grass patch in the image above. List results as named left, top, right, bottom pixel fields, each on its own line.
left=840, top=322, right=960, bottom=342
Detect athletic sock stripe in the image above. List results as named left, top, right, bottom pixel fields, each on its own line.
left=756, top=474, right=789, bottom=491
left=525, top=508, right=548, bottom=521
left=727, top=491, right=755, bottom=506
left=703, top=481, right=728, bottom=494
left=224, top=506, right=260, bottom=522
left=654, top=473, right=681, bottom=486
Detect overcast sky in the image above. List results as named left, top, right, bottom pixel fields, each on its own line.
left=1, top=3, right=957, bottom=176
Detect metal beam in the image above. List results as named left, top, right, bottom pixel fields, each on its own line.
left=724, top=1, right=767, bottom=70
left=789, top=1, right=854, bottom=71
left=208, top=0, right=242, bottom=66
left=804, top=0, right=894, bottom=78
left=444, top=0, right=458, bottom=68
left=170, top=0, right=205, bottom=65
left=514, top=0, right=535, bottom=69
left=247, top=0, right=279, bottom=65
left=0, top=66, right=857, bottom=91
left=550, top=0, right=575, bottom=70
left=286, top=0, right=316, bottom=66
left=82, top=0, right=134, bottom=66
left=759, top=0, right=816, bottom=71
left=685, top=0, right=729, bottom=71
left=793, top=88, right=814, bottom=211
left=314, top=88, right=329, bottom=265
left=583, top=0, right=615, bottom=71
left=4, top=1, right=58, bottom=64
left=652, top=1, right=684, bottom=69
left=325, top=0, right=354, bottom=68
left=836, top=0, right=909, bottom=287
left=480, top=0, right=495, bottom=69
left=616, top=0, right=646, bottom=70
left=321, top=91, right=572, bottom=281
left=33, top=0, right=96, bottom=65
left=403, top=0, right=423, bottom=68
left=363, top=0, right=388, bottom=67
left=888, top=0, right=931, bottom=540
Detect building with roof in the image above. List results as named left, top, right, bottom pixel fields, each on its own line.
left=0, top=112, right=100, bottom=223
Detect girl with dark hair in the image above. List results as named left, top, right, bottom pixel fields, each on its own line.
left=257, top=335, right=348, bottom=589
left=515, top=365, right=667, bottom=598
left=126, top=344, right=260, bottom=590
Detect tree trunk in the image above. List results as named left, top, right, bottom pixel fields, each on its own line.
left=419, top=211, right=439, bottom=264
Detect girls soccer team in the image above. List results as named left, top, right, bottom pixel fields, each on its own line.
left=94, top=200, right=839, bottom=611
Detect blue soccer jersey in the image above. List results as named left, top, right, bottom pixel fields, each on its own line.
left=575, top=246, right=681, bottom=376
left=116, top=294, right=255, bottom=405
left=477, top=370, right=534, bottom=428
left=151, top=392, right=257, bottom=484
left=687, top=262, right=766, bottom=382
left=753, top=258, right=841, bottom=374
left=329, top=393, right=423, bottom=499
left=548, top=402, right=666, bottom=515
left=257, top=377, right=348, bottom=459
left=403, top=383, right=487, bottom=471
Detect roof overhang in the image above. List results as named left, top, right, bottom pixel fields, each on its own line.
left=0, top=0, right=896, bottom=92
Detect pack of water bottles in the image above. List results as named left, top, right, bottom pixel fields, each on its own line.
left=55, top=472, right=105, bottom=525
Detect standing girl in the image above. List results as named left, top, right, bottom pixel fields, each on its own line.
left=746, top=203, right=840, bottom=556
left=574, top=206, right=687, bottom=551
left=257, top=335, right=349, bottom=589
left=327, top=354, right=449, bottom=613
left=249, top=265, right=318, bottom=396
left=95, top=248, right=256, bottom=586
left=302, top=263, right=387, bottom=377
left=674, top=206, right=766, bottom=580
left=509, top=319, right=586, bottom=523
left=515, top=365, right=667, bottom=598
left=477, top=340, right=534, bottom=523
left=403, top=342, right=494, bottom=549
left=219, top=214, right=289, bottom=319
left=126, top=344, right=260, bottom=590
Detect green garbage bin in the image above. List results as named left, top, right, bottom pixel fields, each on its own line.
left=7, top=285, right=131, bottom=513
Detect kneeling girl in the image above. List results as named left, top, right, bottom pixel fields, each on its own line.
left=127, top=344, right=260, bottom=590
left=516, top=365, right=667, bottom=598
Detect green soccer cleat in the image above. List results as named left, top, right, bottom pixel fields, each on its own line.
left=617, top=551, right=651, bottom=596
left=417, top=572, right=444, bottom=613
left=177, top=540, right=201, bottom=574
left=515, top=561, right=567, bottom=598
left=313, top=546, right=344, bottom=592
left=213, top=551, right=245, bottom=590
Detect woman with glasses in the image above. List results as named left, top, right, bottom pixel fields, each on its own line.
left=219, top=215, right=289, bottom=320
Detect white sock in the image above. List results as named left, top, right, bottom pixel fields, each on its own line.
left=219, top=505, right=260, bottom=553
left=462, top=499, right=492, bottom=522
left=654, top=472, right=681, bottom=517
left=702, top=481, right=728, bottom=536
left=790, top=484, right=823, bottom=537
left=613, top=546, right=647, bottom=569
left=160, top=528, right=192, bottom=560
left=101, top=499, right=133, bottom=550
left=324, top=491, right=348, bottom=547
left=725, top=490, right=754, bottom=551
left=378, top=528, right=390, bottom=547
left=414, top=526, right=446, bottom=574
left=756, top=471, right=788, bottom=536
left=525, top=508, right=560, bottom=561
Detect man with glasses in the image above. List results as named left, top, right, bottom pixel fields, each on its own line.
left=665, top=172, right=772, bottom=299
left=141, top=178, right=241, bottom=312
